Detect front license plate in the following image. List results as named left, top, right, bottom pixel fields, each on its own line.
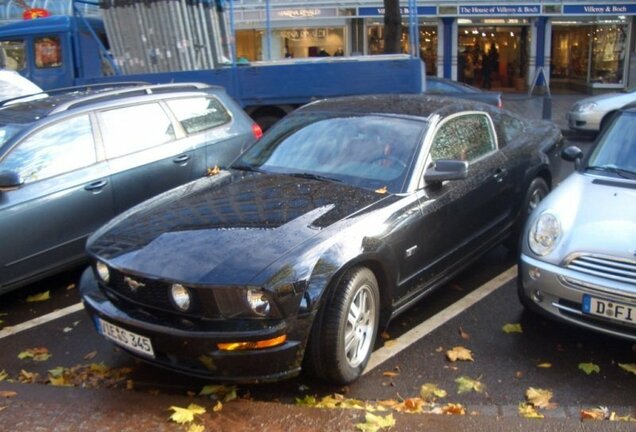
left=582, top=295, right=636, bottom=325
left=97, top=318, right=155, bottom=357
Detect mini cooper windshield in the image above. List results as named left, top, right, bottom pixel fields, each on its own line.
left=586, top=112, right=636, bottom=179
left=233, top=113, right=427, bottom=193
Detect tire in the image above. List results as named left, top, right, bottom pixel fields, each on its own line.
left=303, top=267, right=380, bottom=384
left=506, top=177, right=549, bottom=254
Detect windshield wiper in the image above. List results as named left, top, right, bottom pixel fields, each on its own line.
left=586, top=165, right=636, bottom=179
left=287, top=172, right=343, bottom=183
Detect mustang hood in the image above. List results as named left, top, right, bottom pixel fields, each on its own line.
left=88, top=171, right=390, bottom=285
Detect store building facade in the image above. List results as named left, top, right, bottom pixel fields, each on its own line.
left=0, top=1, right=633, bottom=92
left=232, top=1, right=635, bottom=92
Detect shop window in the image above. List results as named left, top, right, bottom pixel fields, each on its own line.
left=367, top=23, right=437, bottom=75
left=34, top=36, right=62, bottom=69
left=0, top=40, right=26, bottom=71
left=591, top=25, right=627, bottom=84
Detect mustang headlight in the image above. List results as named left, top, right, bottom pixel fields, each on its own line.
left=528, top=213, right=561, bottom=256
left=246, top=288, right=271, bottom=316
left=170, top=283, right=192, bottom=311
left=575, top=102, right=597, bottom=112
left=95, top=261, right=110, bottom=284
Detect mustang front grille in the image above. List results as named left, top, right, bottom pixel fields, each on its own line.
left=566, top=254, right=636, bottom=285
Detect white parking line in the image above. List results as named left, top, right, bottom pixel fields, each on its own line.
left=0, top=302, right=84, bottom=340
left=364, top=265, right=517, bottom=374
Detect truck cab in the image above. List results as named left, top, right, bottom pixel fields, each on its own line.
left=0, top=16, right=110, bottom=90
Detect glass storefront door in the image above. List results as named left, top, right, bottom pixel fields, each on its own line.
left=458, top=24, right=530, bottom=90
left=551, top=18, right=629, bottom=88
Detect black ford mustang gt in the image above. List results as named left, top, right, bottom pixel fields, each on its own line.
left=80, top=95, right=563, bottom=384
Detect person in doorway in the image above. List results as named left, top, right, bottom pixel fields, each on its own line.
left=318, top=48, right=330, bottom=57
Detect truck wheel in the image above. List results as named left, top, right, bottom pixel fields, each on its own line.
left=304, top=267, right=380, bottom=384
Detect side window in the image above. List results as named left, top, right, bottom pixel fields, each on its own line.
left=500, top=114, right=526, bottom=144
left=99, top=103, right=176, bottom=159
left=0, top=40, right=26, bottom=70
left=165, top=97, right=231, bottom=134
left=34, top=36, right=62, bottom=69
left=1, top=115, right=96, bottom=183
left=430, top=114, right=496, bottom=162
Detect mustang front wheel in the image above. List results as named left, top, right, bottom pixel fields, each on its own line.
left=305, top=267, right=380, bottom=384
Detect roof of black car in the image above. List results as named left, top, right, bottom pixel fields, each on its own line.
left=297, top=94, right=494, bottom=119
left=0, top=82, right=216, bottom=124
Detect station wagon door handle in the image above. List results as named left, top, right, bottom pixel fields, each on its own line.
left=493, top=168, right=508, bottom=183
left=173, top=154, right=190, bottom=164
left=84, top=180, right=108, bottom=192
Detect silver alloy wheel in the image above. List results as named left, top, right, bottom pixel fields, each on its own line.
left=344, top=284, right=376, bottom=368
left=527, top=187, right=546, bottom=214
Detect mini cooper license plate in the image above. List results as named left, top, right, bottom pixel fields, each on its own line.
left=97, top=318, right=155, bottom=357
left=582, top=295, right=636, bottom=325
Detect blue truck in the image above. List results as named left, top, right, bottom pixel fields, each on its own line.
left=0, top=15, right=427, bottom=128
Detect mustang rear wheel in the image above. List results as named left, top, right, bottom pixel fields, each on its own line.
left=506, top=177, right=549, bottom=253
left=304, top=267, right=380, bottom=384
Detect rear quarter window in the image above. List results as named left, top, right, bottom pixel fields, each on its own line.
left=166, top=97, right=231, bottom=134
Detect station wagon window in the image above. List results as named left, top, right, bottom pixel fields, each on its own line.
left=0, top=40, right=26, bottom=70
left=1, top=115, right=96, bottom=183
left=430, top=114, right=496, bottom=162
left=165, top=97, right=231, bottom=134
left=34, top=36, right=62, bottom=69
left=99, top=103, right=175, bottom=159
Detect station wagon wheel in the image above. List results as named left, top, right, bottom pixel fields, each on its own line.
left=305, top=267, right=380, bottom=384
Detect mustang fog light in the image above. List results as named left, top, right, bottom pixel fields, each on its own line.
left=95, top=261, right=110, bottom=284
left=528, top=267, right=541, bottom=280
left=246, top=288, right=271, bottom=316
left=531, top=289, right=544, bottom=303
left=170, top=284, right=192, bottom=311
left=218, top=335, right=287, bottom=351
left=528, top=213, right=561, bottom=256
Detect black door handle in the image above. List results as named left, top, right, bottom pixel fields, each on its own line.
left=84, top=180, right=107, bottom=192
left=493, top=168, right=507, bottom=182
left=173, top=154, right=190, bottom=164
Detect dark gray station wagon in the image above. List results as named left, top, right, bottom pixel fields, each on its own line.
left=0, top=83, right=260, bottom=294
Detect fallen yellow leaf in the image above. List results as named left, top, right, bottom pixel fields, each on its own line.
left=206, top=166, right=221, bottom=177
left=382, top=371, right=399, bottom=378
left=536, top=363, right=552, bottom=369
left=187, top=425, right=205, bottom=432
left=526, top=387, right=555, bottom=409
left=446, top=346, right=474, bottom=362
left=169, top=404, right=206, bottom=424
left=212, top=401, right=222, bottom=412
left=581, top=407, right=607, bottom=420
left=374, top=186, right=388, bottom=194
left=618, top=363, right=636, bottom=375
left=442, top=403, right=466, bottom=415
left=26, top=291, right=50, bottom=302
left=18, top=347, right=51, bottom=362
left=419, top=383, right=447, bottom=401
left=355, top=412, right=395, bottom=432
left=578, top=362, right=600, bottom=375
left=455, top=376, right=485, bottom=394
left=502, top=323, right=523, bottom=334
left=519, top=402, right=544, bottom=419
left=0, top=391, right=17, bottom=398
left=0, top=370, right=8, bottom=381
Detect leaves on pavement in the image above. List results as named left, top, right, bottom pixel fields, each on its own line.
left=18, top=370, right=38, bottom=383
left=355, top=412, right=395, bottom=432
left=446, top=346, right=474, bottom=362
left=187, top=425, right=205, bottom=432
left=18, top=347, right=51, bottom=362
left=0, top=370, right=7, bottom=381
left=0, top=391, right=17, bottom=398
left=199, top=384, right=237, bottom=402
left=455, top=376, right=485, bottom=394
left=518, top=402, right=544, bottom=419
left=578, top=362, right=600, bottom=375
left=618, top=363, right=636, bottom=375
left=525, top=387, right=555, bottom=409
left=26, top=291, right=50, bottom=302
left=169, top=403, right=206, bottom=424
left=46, top=363, right=132, bottom=388
left=419, top=383, right=447, bottom=402
left=536, top=363, right=552, bottom=369
left=502, top=323, right=523, bottom=334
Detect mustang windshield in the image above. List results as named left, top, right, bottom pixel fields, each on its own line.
left=587, top=112, right=636, bottom=178
left=234, top=113, right=427, bottom=193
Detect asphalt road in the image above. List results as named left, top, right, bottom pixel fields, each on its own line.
left=4, top=136, right=632, bottom=428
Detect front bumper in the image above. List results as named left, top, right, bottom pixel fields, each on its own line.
left=79, top=268, right=313, bottom=383
left=519, top=254, right=636, bottom=341
left=566, top=111, right=601, bottom=131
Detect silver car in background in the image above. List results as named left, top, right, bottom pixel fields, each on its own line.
left=519, top=103, right=636, bottom=341
left=567, top=85, right=636, bottom=132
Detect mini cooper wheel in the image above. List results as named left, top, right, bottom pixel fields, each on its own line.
left=305, top=267, right=380, bottom=384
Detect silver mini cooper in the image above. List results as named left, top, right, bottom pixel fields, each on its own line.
left=519, top=104, right=636, bottom=341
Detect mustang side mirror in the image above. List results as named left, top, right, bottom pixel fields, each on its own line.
left=561, top=146, right=583, bottom=170
left=0, top=170, right=23, bottom=192
left=424, top=159, right=468, bottom=184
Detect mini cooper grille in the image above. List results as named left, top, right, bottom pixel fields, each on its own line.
left=566, top=255, right=636, bottom=285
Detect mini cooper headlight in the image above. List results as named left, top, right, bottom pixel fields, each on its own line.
left=170, top=284, right=192, bottom=311
left=95, top=261, right=110, bottom=284
left=246, top=288, right=271, bottom=316
left=528, top=213, right=561, bottom=256
left=575, top=102, right=597, bottom=112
